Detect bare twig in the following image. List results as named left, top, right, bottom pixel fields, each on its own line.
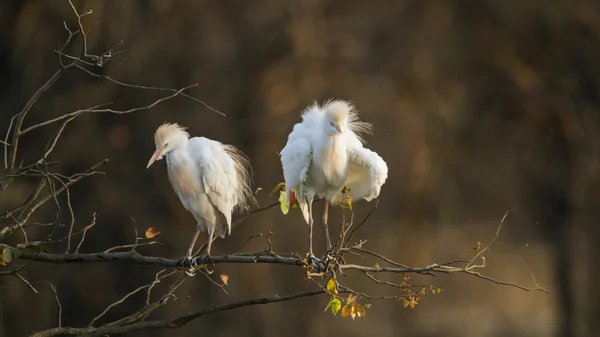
left=43, top=281, right=63, bottom=328
left=344, top=200, right=379, bottom=247
left=13, top=272, right=38, bottom=293
left=465, top=207, right=518, bottom=270
left=32, top=289, right=326, bottom=337
left=76, top=213, right=98, bottom=253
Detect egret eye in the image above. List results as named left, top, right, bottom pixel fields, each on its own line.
left=330, top=122, right=335, bottom=126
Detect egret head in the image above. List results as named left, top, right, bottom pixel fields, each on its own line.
left=146, top=122, right=190, bottom=169
left=323, top=100, right=351, bottom=135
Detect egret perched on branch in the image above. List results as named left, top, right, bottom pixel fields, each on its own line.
left=147, top=123, right=255, bottom=265
left=280, top=100, right=388, bottom=260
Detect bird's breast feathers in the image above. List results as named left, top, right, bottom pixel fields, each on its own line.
left=167, top=155, right=202, bottom=199
left=311, top=135, right=348, bottom=185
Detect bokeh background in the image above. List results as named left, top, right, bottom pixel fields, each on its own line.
left=1, top=1, right=599, bottom=336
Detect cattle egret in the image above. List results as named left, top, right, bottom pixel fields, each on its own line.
left=147, top=123, right=255, bottom=266
left=280, top=100, right=388, bottom=261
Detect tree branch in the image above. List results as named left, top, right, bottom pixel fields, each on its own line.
left=32, top=289, right=326, bottom=337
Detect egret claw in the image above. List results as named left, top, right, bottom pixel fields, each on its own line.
left=181, top=256, right=197, bottom=276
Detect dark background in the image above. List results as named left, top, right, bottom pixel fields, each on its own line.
left=1, top=1, right=599, bottom=336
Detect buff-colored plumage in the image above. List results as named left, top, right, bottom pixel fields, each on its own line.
left=147, top=122, right=255, bottom=262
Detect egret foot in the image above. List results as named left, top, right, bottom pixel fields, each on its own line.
left=306, top=253, right=325, bottom=272
left=181, top=255, right=197, bottom=277
left=193, top=253, right=214, bottom=274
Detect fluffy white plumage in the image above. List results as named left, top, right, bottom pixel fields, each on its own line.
left=147, top=123, right=254, bottom=261
left=280, top=100, right=388, bottom=257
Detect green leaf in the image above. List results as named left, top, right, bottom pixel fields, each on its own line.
left=12, top=248, right=21, bottom=260
left=2, top=247, right=12, bottom=264
left=324, top=299, right=334, bottom=312
left=279, top=191, right=289, bottom=215
left=254, top=187, right=262, bottom=194
left=269, top=182, right=286, bottom=197
left=330, top=298, right=342, bottom=316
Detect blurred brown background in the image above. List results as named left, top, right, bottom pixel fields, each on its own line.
left=1, top=0, right=599, bottom=336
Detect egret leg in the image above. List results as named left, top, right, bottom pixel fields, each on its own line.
left=204, top=224, right=216, bottom=257
left=186, top=224, right=203, bottom=258
left=322, top=201, right=332, bottom=252
left=307, top=199, right=315, bottom=258
left=183, top=223, right=203, bottom=275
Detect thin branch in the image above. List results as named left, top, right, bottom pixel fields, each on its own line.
left=344, top=199, right=379, bottom=247
left=43, top=281, right=63, bottom=328
left=76, top=213, right=98, bottom=253
left=13, top=272, right=38, bottom=293
left=75, top=65, right=225, bottom=116
left=32, top=289, right=326, bottom=337
left=0, top=159, right=107, bottom=241
left=465, top=207, right=517, bottom=269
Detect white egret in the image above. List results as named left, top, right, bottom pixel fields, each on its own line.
left=280, top=100, right=388, bottom=260
left=147, top=123, right=255, bottom=265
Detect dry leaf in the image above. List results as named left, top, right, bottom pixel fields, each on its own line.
left=356, top=305, right=366, bottom=319
left=341, top=303, right=352, bottom=317
left=220, top=274, right=229, bottom=285
left=145, top=227, right=160, bottom=239
left=347, top=293, right=360, bottom=303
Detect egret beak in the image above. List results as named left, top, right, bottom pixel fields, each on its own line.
left=146, top=144, right=167, bottom=169
left=335, top=125, right=343, bottom=134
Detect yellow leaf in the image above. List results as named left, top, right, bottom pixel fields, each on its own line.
left=0, top=253, right=6, bottom=266
left=2, top=248, right=13, bottom=264
left=254, top=187, right=262, bottom=194
left=403, top=299, right=410, bottom=308
left=347, top=195, right=353, bottom=211
left=145, top=227, right=161, bottom=239
left=350, top=303, right=357, bottom=320
left=269, top=182, right=286, bottom=197
left=331, top=298, right=342, bottom=316
left=435, top=288, right=442, bottom=295
left=475, top=241, right=481, bottom=250
left=220, top=274, right=229, bottom=285
left=374, top=263, right=379, bottom=268
left=356, top=305, right=366, bottom=319
left=326, top=277, right=338, bottom=295
left=341, top=186, right=350, bottom=194
left=279, top=191, right=289, bottom=215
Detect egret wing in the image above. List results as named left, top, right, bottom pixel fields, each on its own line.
left=190, top=137, right=239, bottom=235
left=335, top=132, right=388, bottom=203
left=280, top=104, right=324, bottom=223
